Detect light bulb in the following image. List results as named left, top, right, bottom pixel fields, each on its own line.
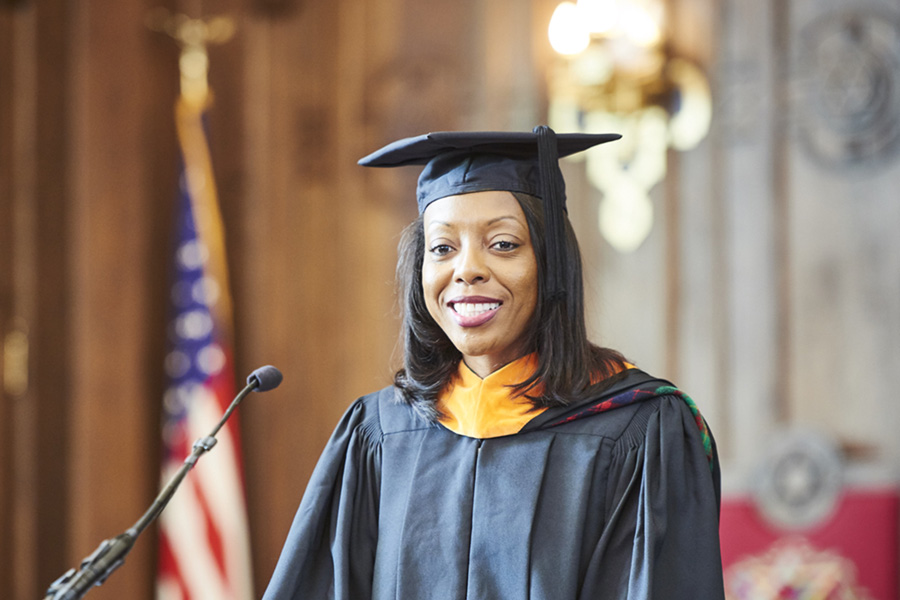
left=577, top=0, right=620, bottom=35
left=549, top=2, right=591, bottom=56
left=617, top=3, right=661, bottom=47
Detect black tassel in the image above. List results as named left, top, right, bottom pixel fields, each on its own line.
left=533, top=125, right=567, bottom=303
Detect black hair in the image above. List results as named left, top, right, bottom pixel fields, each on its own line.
left=393, top=192, right=626, bottom=420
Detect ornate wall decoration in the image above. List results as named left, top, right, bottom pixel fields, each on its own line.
left=726, top=538, right=874, bottom=600
left=752, top=428, right=843, bottom=531
left=794, top=7, right=900, bottom=168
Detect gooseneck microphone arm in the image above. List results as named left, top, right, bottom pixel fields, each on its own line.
left=43, top=365, right=283, bottom=600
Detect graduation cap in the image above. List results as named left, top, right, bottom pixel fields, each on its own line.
left=358, top=126, right=620, bottom=302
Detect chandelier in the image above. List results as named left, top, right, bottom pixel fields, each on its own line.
left=547, top=0, right=711, bottom=252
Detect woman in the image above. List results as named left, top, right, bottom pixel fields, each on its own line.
left=263, top=127, right=724, bottom=599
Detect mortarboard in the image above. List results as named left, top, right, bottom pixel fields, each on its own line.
left=358, top=126, right=620, bottom=302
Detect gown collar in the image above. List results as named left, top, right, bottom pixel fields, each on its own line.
left=437, top=354, right=547, bottom=439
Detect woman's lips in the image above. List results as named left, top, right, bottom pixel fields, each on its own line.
left=448, top=298, right=501, bottom=327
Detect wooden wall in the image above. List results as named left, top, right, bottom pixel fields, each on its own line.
left=1, top=1, right=180, bottom=597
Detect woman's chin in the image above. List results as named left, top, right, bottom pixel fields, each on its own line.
left=455, top=342, right=527, bottom=374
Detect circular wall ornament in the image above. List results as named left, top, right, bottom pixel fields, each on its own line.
left=795, top=8, right=900, bottom=168
left=752, top=428, right=843, bottom=531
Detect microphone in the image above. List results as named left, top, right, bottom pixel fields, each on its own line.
left=248, top=365, right=283, bottom=392
left=44, top=365, right=282, bottom=600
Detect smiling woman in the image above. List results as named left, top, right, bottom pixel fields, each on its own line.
left=421, top=190, right=538, bottom=377
left=262, top=127, right=725, bottom=600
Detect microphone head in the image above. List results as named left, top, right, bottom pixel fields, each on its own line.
left=247, top=366, right=283, bottom=392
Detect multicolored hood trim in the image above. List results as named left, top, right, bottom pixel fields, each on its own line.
left=521, top=369, right=716, bottom=471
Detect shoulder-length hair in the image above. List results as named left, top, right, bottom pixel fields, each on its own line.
left=393, top=191, right=626, bottom=420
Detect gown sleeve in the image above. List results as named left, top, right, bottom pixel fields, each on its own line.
left=579, top=395, right=725, bottom=599
left=262, top=397, right=383, bottom=600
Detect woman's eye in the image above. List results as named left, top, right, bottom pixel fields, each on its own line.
left=429, top=244, right=453, bottom=256
left=492, top=240, right=519, bottom=251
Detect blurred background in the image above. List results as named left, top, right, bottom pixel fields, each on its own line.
left=2, top=0, right=899, bottom=598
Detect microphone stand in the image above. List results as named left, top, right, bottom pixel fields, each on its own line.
left=43, top=369, right=274, bottom=600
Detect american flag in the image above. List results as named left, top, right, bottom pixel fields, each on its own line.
left=156, top=97, right=254, bottom=600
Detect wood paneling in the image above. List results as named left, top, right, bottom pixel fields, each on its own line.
left=0, top=8, right=16, bottom=598
left=1, top=2, right=76, bottom=596
left=32, top=0, right=73, bottom=590
left=66, top=0, right=166, bottom=595
left=0, top=0, right=179, bottom=597
left=238, top=3, right=356, bottom=586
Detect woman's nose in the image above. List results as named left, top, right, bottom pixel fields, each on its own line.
left=455, top=246, right=489, bottom=284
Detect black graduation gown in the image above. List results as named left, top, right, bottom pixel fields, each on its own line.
left=262, top=369, right=725, bottom=599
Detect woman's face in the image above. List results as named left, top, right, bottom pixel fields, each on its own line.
left=422, top=190, right=539, bottom=377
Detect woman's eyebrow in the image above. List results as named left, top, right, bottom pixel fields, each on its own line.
left=487, top=215, right=523, bottom=226
left=427, top=215, right=523, bottom=229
